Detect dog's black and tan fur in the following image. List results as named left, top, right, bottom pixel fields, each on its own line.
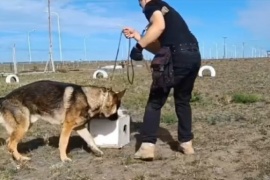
left=0, top=80, right=126, bottom=162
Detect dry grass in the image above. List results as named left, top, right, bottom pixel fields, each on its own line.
left=0, top=58, right=270, bottom=180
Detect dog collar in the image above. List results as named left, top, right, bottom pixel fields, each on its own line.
left=100, top=91, right=109, bottom=114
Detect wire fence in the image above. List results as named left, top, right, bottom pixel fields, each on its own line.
left=0, top=28, right=269, bottom=75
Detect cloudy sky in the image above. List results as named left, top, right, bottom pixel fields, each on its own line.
left=0, top=0, right=269, bottom=62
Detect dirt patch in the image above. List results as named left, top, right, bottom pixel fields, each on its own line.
left=0, top=59, right=270, bottom=180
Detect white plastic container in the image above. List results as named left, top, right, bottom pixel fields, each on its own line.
left=88, top=108, right=130, bottom=148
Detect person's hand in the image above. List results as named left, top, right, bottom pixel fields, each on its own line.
left=122, top=27, right=141, bottom=41
left=122, top=27, right=136, bottom=38
left=130, top=43, right=144, bottom=61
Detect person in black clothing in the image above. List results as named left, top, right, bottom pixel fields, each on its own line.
left=123, top=0, right=201, bottom=160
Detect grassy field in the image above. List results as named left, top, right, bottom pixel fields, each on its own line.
left=0, top=58, right=270, bottom=180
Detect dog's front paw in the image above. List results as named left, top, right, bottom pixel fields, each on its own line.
left=92, top=149, right=104, bottom=157
left=12, top=153, right=31, bottom=162
left=20, top=156, right=31, bottom=161
left=60, top=156, right=72, bottom=163
left=5, top=138, right=10, bottom=144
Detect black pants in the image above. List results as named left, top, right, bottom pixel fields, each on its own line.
left=140, top=48, right=201, bottom=144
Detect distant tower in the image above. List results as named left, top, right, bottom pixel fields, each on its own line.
left=223, top=37, right=227, bottom=59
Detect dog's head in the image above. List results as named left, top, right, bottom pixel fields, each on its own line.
left=98, top=87, right=126, bottom=120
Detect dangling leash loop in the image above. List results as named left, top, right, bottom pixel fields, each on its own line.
left=110, top=28, right=151, bottom=85
left=126, top=37, right=134, bottom=85
left=110, top=31, right=134, bottom=85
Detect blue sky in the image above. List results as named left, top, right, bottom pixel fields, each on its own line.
left=0, top=0, right=269, bottom=63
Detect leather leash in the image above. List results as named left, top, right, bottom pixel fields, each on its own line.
left=110, top=30, right=150, bottom=85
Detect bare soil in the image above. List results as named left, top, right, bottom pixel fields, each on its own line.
left=0, top=59, right=270, bottom=180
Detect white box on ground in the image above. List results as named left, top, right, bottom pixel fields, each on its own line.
left=88, top=108, right=130, bottom=148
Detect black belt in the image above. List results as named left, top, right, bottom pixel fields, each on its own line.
left=164, top=43, right=199, bottom=53
left=178, top=43, right=199, bottom=52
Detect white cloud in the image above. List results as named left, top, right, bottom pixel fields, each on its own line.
left=0, top=0, right=204, bottom=61
left=236, top=0, right=270, bottom=39
left=0, top=0, right=150, bottom=61
left=0, top=0, right=147, bottom=36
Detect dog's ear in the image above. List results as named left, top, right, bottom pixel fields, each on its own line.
left=116, top=89, right=126, bottom=100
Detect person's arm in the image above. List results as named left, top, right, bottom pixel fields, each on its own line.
left=144, top=40, right=161, bottom=55
left=132, top=28, right=161, bottom=55
left=132, top=31, right=142, bottom=42
left=137, top=10, right=165, bottom=50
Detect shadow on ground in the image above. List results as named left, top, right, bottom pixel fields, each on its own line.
left=0, top=119, right=179, bottom=156
left=0, top=138, right=6, bottom=146
left=0, top=138, right=47, bottom=154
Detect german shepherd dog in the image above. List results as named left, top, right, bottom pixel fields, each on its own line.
left=0, top=80, right=126, bottom=162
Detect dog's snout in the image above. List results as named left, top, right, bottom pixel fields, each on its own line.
left=107, top=113, right=118, bottom=121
